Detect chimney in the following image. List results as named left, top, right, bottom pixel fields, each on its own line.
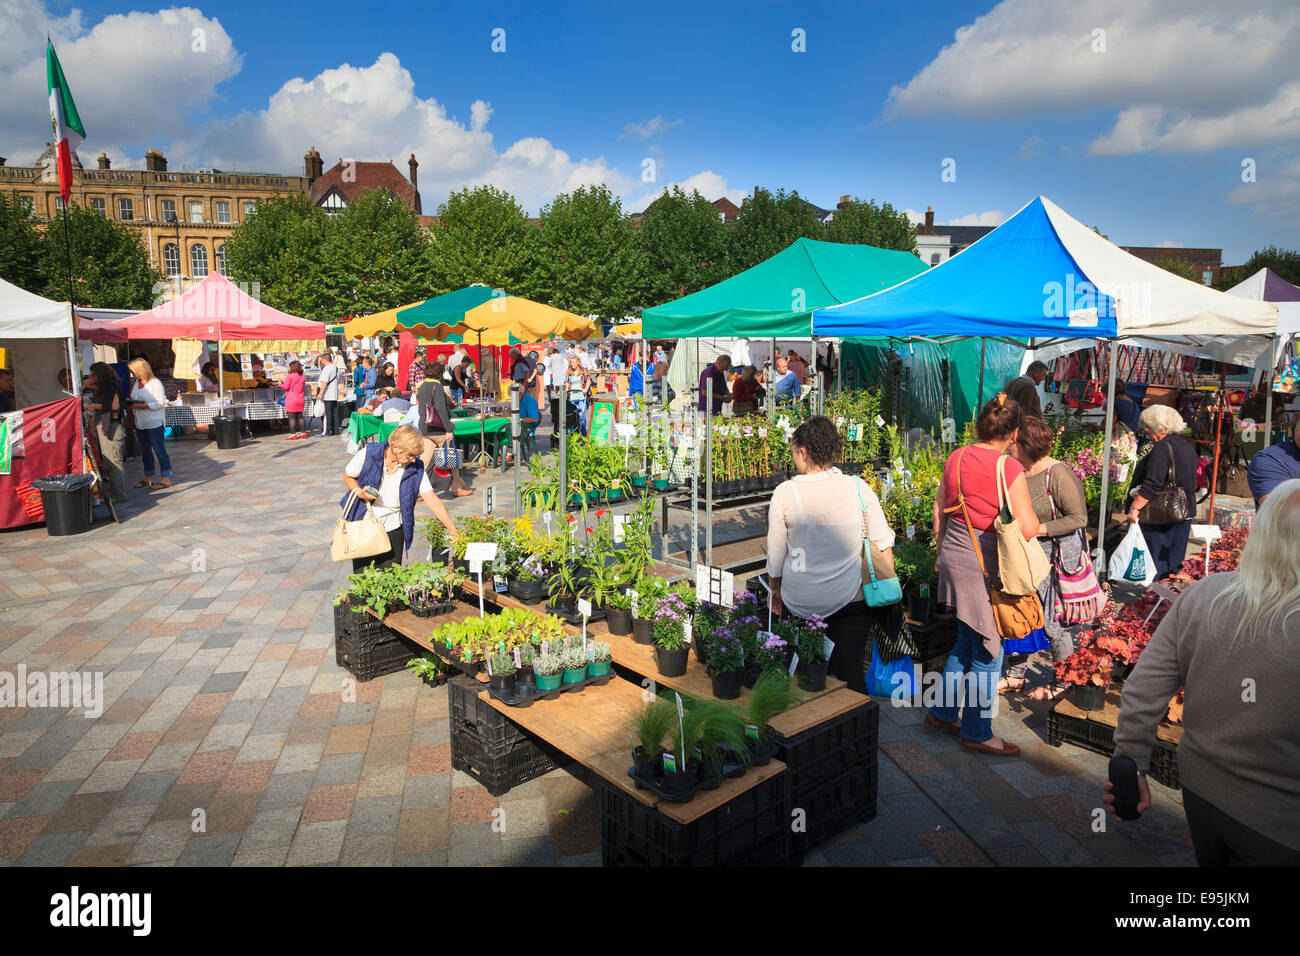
left=924, top=206, right=935, bottom=236
left=305, top=147, right=323, bottom=184
left=837, top=194, right=851, bottom=210
left=408, top=154, right=421, bottom=214
left=144, top=148, right=167, bottom=172
left=98, top=152, right=111, bottom=170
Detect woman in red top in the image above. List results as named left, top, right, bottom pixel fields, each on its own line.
left=281, top=361, right=308, bottom=440
left=730, top=366, right=765, bottom=415
left=923, top=394, right=1040, bottom=755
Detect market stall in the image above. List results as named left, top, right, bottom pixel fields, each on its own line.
left=0, top=277, right=85, bottom=529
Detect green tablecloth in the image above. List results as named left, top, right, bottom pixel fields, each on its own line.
left=346, top=414, right=511, bottom=447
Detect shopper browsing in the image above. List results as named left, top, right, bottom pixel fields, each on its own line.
left=128, top=358, right=172, bottom=490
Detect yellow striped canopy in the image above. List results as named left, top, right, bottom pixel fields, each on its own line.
left=342, top=286, right=597, bottom=345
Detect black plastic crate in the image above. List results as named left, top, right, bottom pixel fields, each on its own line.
left=449, top=675, right=529, bottom=757
left=450, top=726, right=568, bottom=797
left=333, top=601, right=393, bottom=651
left=601, top=770, right=793, bottom=867
left=1046, top=705, right=1181, bottom=790
left=791, top=763, right=879, bottom=857
left=335, top=631, right=417, bottom=682
left=908, top=616, right=958, bottom=668
left=774, top=698, right=879, bottom=801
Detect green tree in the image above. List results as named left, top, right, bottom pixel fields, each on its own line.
left=727, top=187, right=823, bottom=273
left=39, top=203, right=162, bottom=309
left=529, top=185, right=641, bottom=321
left=1152, top=257, right=1201, bottom=283
left=224, top=193, right=328, bottom=315
left=0, top=193, right=44, bottom=293
left=315, top=189, right=431, bottom=319
left=636, top=186, right=729, bottom=306
left=426, top=185, right=534, bottom=295
left=1214, top=245, right=1300, bottom=290
left=823, top=196, right=917, bottom=253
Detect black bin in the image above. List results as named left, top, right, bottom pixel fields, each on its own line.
left=212, top=414, right=241, bottom=449
left=32, top=473, right=95, bottom=536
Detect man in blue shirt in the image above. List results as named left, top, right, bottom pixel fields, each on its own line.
left=771, top=356, right=800, bottom=405
left=628, top=361, right=644, bottom=407
left=1247, top=417, right=1300, bottom=505
left=697, top=355, right=732, bottom=415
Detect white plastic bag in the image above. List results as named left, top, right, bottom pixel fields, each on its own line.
left=1108, top=522, right=1156, bottom=587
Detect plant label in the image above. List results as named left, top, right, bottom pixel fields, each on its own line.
left=578, top=598, right=592, bottom=618
left=469, top=559, right=483, bottom=576
left=788, top=653, right=799, bottom=676
left=465, top=542, right=498, bottom=563
left=695, top=565, right=734, bottom=608
left=615, top=422, right=636, bottom=440
left=627, top=588, right=639, bottom=617
left=745, top=723, right=760, bottom=740
left=494, top=578, right=509, bottom=593
left=485, top=486, right=495, bottom=516
left=907, top=525, right=915, bottom=540
left=875, top=415, right=885, bottom=427
left=662, top=752, right=677, bottom=774
left=613, top=515, right=626, bottom=543
left=823, top=636, right=835, bottom=659
left=683, top=618, right=692, bottom=644
left=675, top=692, right=686, bottom=757
left=513, top=647, right=521, bottom=668
left=542, top=511, right=553, bottom=532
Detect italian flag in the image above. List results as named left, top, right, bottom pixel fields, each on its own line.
left=46, top=41, right=85, bottom=202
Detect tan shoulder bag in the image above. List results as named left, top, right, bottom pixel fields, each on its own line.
left=994, top=455, right=1051, bottom=596
left=331, top=489, right=391, bottom=562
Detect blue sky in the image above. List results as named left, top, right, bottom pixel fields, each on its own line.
left=4, top=0, right=1298, bottom=262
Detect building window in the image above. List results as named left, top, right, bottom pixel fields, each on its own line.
left=1202, top=270, right=1213, bottom=286
left=118, top=197, right=134, bottom=221
left=215, top=243, right=228, bottom=276
left=162, top=243, right=180, bottom=277
left=243, top=201, right=256, bottom=219
left=189, top=200, right=204, bottom=223
left=54, top=196, right=66, bottom=213
left=216, top=201, right=230, bottom=224
left=19, top=195, right=34, bottom=218
left=930, top=253, right=941, bottom=267
left=160, top=199, right=176, bottom=222
left=190, top=244, right=208, bottom=277
left=90, top=197, right=106, bottom=216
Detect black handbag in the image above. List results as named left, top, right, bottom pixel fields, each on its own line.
left=1141, top=445, right=1189, bottom=524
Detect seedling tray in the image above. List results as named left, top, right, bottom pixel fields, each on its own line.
left=486, top=670, right=614, bottom=707
left=626, top=752, right=755, bottom=802
left=546, top=602, right=607, bottom=625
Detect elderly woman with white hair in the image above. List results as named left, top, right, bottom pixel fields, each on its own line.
left=1126, top=404, right=1199, bottom=580
left=1108, top=479, right=1300, bottom=865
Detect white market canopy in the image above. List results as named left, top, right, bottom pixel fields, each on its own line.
left=0, top=276, right=74, bottom=341
left=813, top=196, right=1280, bottom=367
left=0, top=277, right=78, bottom=408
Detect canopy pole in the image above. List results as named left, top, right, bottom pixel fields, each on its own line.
left=976, top=337, right=986, bottom=410
left=705, top=375, right=713, bottom=567
left=1095, top=340, right=1119, bottom=570
left=768, top=337, right=776, bottom=422
left=1264, top=333, right=1277, bottom=443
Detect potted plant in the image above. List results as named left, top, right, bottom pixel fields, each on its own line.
left=631, top=698, right=675, bottom=781
left=405, top=581, right=435, bottom=619
left=660, top=705, right=705, bottom=797
left=534, top=652, right=564, bottom=691
left=487, top=650, right=517, bottom=695
left=605, top=590, right=634, bottom=636
left=631, top=574, right=668, bottom=645
left=515, top=642, right=537, bottom=690
left=1053, top=643, right=1114, bottom=711
left=652, top=592, right=691, bottom=677
left=693, top=700, right=750, bottom=789
left=742, top=670, right=795, bottom=764
left=780, top=614, right=830, bottom=692
left=704, top=625, right=745, bottom=700
left=588, top=641, right=612, bottom=678
left=561, top=644, right=589, bottom=685
left=405, top=653, right=452, bottom=687
left=692, top=600, right=727, bottom=665
left=546, top=526, right=582, bottom=618
left=893, top=539, right=938, bottom=624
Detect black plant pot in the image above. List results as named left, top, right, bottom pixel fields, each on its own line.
left=632, top=617, right=654, bottom=645
left=508, top=579, right=549, bottom=604
left=660, top=762, right=699, bottom=796
left=409, top=602, right=432, bottom=619
left=797, top=658, right=828, bottom=692
left=515, top=666, right=536, bottom=689
left=488, top=672, right=516, bottom=695
left=605, top=607, right=632, bottom=636
left=1073, top=682, right=1106, bottom=711
left=654, top=645, right=689, bottom=677
left=691, top=634, right=707, bottom=665
left=742, top=661, right=760, bottom=688
left=1110, top=662, right=1131, bottom=684
left=697, top=757, right=723, bottom=790
left=711, top=669, right=742, bottom=700
left=549, top=595, right=577, bottom=616
left=633, top=746, right=662, bottom=781
left=747, top=731, right=773, bottom=766
left=907, top=590, right=936, bottom=624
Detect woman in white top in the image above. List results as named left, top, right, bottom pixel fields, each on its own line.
left=128, top=357, right=172, bottom=490
left=342, top=425, right=459, bottom=572
left=767, top=415, right=895, bottom=693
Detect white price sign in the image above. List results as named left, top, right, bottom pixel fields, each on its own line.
left=695, top=565, right=734, bottom=608
left=613, top=514, right=626, bottom=543
left=465, top=542, right=498, bottom=562
left=577, top=598, right=592, bottom=618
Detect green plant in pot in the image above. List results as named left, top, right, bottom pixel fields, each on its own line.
left=893, top=538, right=938, bottom=623
left=534, top=652, right=564, bottom=691
left=704, top=624, right=746, bottom=700
left=561, top=644, right=589, bottom=685
left=652, top=591, right=691, bottom=677
left=487, top=650, right=517, bottom=694
left=604, top=589, right=635, bottom=636
left=515, top=642, right=537, bottom=689
left=779, top=614, right=831, bottom=692
left=692, top=600, right=727, bottom=665
left=405, top=653, right=452, bottom=687
left=631, top=574, right=668, bottom=644
left=546, top=524, right=582, bottom=616
left=741, top=670, right=795, bottom=764
left=588, top=642, right=612, bottom=678
left=660, top=703, right=705, bottom=796
left=691, top=699, right=751, bottom=788
left=631, top=698, right=675, bottom=781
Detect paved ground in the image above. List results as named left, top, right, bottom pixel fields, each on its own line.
left=0, top=420, right=1197, bottom=866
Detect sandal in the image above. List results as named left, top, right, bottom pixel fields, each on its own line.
left=962, top=737, right=1020, bottom=757
left=1029, top=683, right=1071, bottom=702
left=155, top=479, right=172, bottom=489
left=133, top=479, right=154, bottom=489
left=923, top=714, right=961, bottom=737
left=998, top=677, right=1027, bottom=696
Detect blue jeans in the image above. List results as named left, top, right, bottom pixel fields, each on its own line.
left=138, top=426, right=172, bottom=478
left=1140, top=520, right=1192, bottom=581
left=929, top=619, right=1002, bottom=743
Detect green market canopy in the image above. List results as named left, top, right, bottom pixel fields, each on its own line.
left=641, top=237, right=926, bottom=339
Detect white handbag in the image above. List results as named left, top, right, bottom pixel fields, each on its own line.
left=331, top=489, right=391, bottom=562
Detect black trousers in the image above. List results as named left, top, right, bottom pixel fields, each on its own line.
left=352, top=526, right=405, bottom=574
left=824, top=599, right=897, bottom=695
left=323, top=399, right=340, bottom=436
left=1182, top=788, right=1300, bottom=866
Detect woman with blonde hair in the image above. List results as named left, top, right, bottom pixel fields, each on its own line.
left=128, top=357, right=172, bottom=490
left=1108, top=479, right=1300, bottom=865
left=341, top=424, right=459, bottom=571
left=1126, top=404, right=1198, bottom=580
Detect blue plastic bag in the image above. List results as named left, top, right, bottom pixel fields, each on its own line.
left=867, top=643, right=917, bottom=698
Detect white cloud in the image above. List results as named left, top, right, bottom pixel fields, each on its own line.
left=1017, top=135, right=1044, bottom=162
left=1155, top=240, right=1184, bottom=248
left=621, top=115, right=683, bottom=141
left=905, top=208, right=1003, bottom=228
left=0, top=1, right=240, bottom=164
left=1089, top=83, right=1300, bottom=155
left=627, top=171, right=744, bottom=215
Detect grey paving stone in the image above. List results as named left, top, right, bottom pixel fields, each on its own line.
left=314, top=753, right=365, bottom=786
left=856, top=811, right=932, bottom=862
left=945, top=801, right=1031, bottom=851
left=876, top=756, right=919, bottom=795
left=880, top=790, right=955, bottom=833
left=232, top=845, right=290, bottom=867
left=448, top=822, right=503, bottom=866
left=17, top=829, right=89, bottom=867
left=402, top=774, right=451, bottom=811
left=286, top=820, right=347, bottom=866
left=335, top=701, right=379, bottom=726
left=241, top=807, right=303, bottom=849
left=257, top=771, right=315, bottom=810
left=347, top=796, right=402, bottom=838
left=201, top=632, right=241, bottom=650
left=821, top=838, right=885, bottom=866
left=554, top=851, right=600, bottom=867
left=393, top=850, right=448, bottom=866
left=340, top=832, right=397, bottom=866
left=125, top=820, right=193, bottom=865
left=500, top=835, right=555, bottom=866
left=118, top=770, right=183, bottom=807
left=910, top=769, right=985, bottom=809
left=120, top=675, right=174, bottom=700
left=216, top=699, right=264, bottom=725
left=886, top=856, right=941, bottom=866
left=7, top=779, right=81, bottom=818
left=177, top=832, right=241, bottom=866
left=1013, top=819, right=1100, bottom=866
